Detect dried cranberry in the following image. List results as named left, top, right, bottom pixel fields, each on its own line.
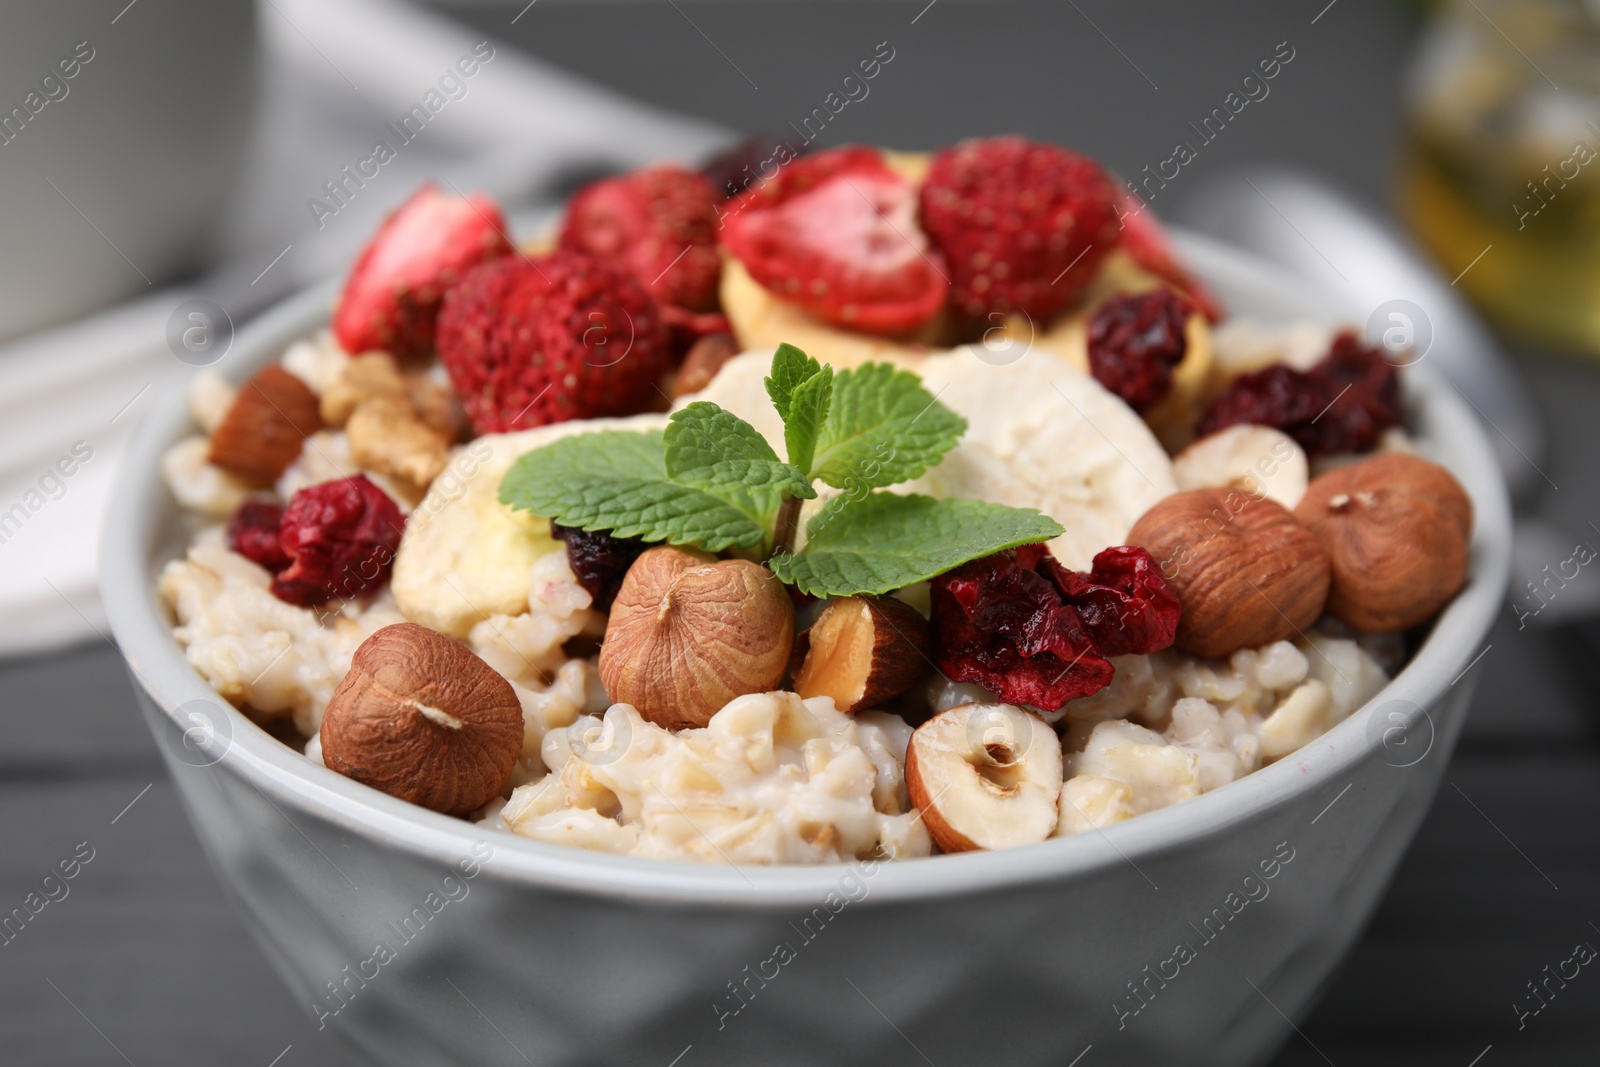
left=272, top=475, right=405, bottom=607
left=1198, top=331, right=1401, bottom=457
left=227, top=500, right=290, bottom=573
left=1300, top=332, right=1402, bottom=455
left=699, top=135, right=808, bottom=200
left=551, top=523, right=647, bottom=611
left=931, top=543, right=1181, bottom=711
left=932, top=544, right=1111, bottom=711
left=1087, top=289, right=1192, bottom=411
left=1043, top=546, right=1181, bottom=657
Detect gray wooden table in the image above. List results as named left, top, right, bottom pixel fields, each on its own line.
left=4, top=1, right=1598, bottom=1064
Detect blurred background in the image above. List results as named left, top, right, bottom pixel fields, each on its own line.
left=1, top=0, right=1597, bottom=1063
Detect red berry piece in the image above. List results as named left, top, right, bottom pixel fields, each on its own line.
left=920, top=137, right=1122, bottom=320
left=1041, top=546, right=1181, bottom=658
left=931, top=544, right=1113, bottom=711
left=550, top=522, right=647, bottom=611
left=720, top=147, right=948, bottom=336
left=1087, top=289, right=1193, bottom=412
left=332, top=184, right=513, bottom=359
left=699, top=134, right=808, bottom=200
left=272, top=476, right=405, bottom=607
left=1198, top=331, right=1402, bottom=457
left=436, top=251, right=673, bottom=433
left=1116, top=192, right=1225, bottom=322
left=560, top=165, right=723, bottom=312
left=227, top=500, right=290, bottom=573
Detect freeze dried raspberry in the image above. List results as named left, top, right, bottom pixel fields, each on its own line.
left=720, top=147, right=948, bottom=335
left=272, top=476, right=405, bottom=607
left=920, top=137, right=1122, bottom=320
left=1198, top=331, right=1401, bottom=457
left=932, top=545, right=1109, bottom=710
left=560, top=165, right=723, bottom=312
left=227, top=500, right=290, bottom=573
left=700, top=134, right=808, bottom=199
left=551, top=522, right=647, bottom=611
left=436, top=251, right=672, bottom=432
left=1087, top=289, right=1192, bottom=412
left=1041, top=546, right=1181, bottom=658
left=931, top=543, right=1180, bottom=711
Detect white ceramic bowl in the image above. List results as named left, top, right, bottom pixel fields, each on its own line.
left=101, top=233, right=1510, bottom=1067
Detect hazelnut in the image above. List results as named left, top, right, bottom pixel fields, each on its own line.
left=208, top=365, right=322, bottom=483
left=671, top=332, right=740, bottom=399
left=1294, top=453, right=1472, bottom=632
left=905, top=703, right=1063, bottom=852
left=320, top=623, right=523, bottom=815
left=1128, top=487, right=1330, bottom=659
left=792, top=595, right=931, bottom=713
left=599, top=545, right=794, bottom=728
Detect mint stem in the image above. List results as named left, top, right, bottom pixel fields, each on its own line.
left=768, top=495, right=803, bottom=561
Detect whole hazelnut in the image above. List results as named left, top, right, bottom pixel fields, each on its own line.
left=321, top=623, right=523, bottom=816
left=1128, top=487, right=1331, bottom=659
left=1294, top=453, right=1472, bottom=632
left=599, top=545, right=794, bottom=728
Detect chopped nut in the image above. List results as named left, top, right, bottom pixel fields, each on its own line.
left=406, top=372, right=465, bottom=440
left=793, top=596, right=931, bottom=713
left=319, top=352, right=408, bottom=427
left=346, top=396, right=450, bottom=491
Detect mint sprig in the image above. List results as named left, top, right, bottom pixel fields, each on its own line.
left=499, top=346, right=1064, bottom=594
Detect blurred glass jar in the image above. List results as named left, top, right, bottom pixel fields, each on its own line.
left=0, top=2, right=256, bottom=343
left=1400, top=0, right=1600, bottom=355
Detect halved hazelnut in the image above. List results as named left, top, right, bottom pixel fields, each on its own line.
left=670, top=332, right=740, bottom=399
left=208, top=365, right=322, bottom=483
left=1294, top=453, right=1472, bottom=632
left=320, top=623, right=523, bottom=816
left=905, top=703, right=1063, bottom=852
left=1128, top=487, right=1330, bottom=659
left=599, top=545, right=794, bottom=728
left=793, top=596, right=931, bottom=713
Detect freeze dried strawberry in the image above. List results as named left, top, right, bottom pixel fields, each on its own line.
left=436, top=251, right=672, bottom=432
left=1117, top=192, right=1224, bottom=323
left=332, top=184, right=512, bottom=359
left=272, top=475, right=405, bottom=607
left=932, top=545, right=1112, bottom=711
left=560, top=165, right=722, bottom=312
left=1087, top=289, right=1192, bottom=412
left=700, top=134, right=808, bottom=199
left=720, top=147, right=948, bottom=335
left=1041, top=546, right=1180, bottom=658
left=919, top=137, right=1122, bottom=320
left=227, top=500, right=290, bottom=573
left=1198, top=331, right=1401, bottom=457
left=551, top=522, right=647, bottom=611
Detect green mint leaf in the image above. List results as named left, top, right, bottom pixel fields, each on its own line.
left=770, top=493, right=1064, bottom=597
left=499, top=430, right=768, bottom=551
left=810, top=363, right=967, bottom=493
left=781, top=365, right=832, bottom=477
left=765, top=343, right=823, bottom=421
left=664, top=402, right=814, bottom=531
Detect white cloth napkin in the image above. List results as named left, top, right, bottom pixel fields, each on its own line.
left=0, top=0, right=730, bottom=657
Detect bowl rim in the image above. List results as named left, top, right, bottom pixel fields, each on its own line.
left=101, top=230, right=1512, bottom=908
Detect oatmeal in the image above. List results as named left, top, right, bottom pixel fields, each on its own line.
left=153, top=138, right=1474, bottom=864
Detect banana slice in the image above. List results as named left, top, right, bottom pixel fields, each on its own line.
left=1173, top=425, right=1308, bottom=510
left=392, top=415, right=667, bottom=637
left=683, top=345, right=1176, bottom=572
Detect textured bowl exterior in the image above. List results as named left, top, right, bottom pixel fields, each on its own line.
left=102, top=234, right=1511, bottom=1067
